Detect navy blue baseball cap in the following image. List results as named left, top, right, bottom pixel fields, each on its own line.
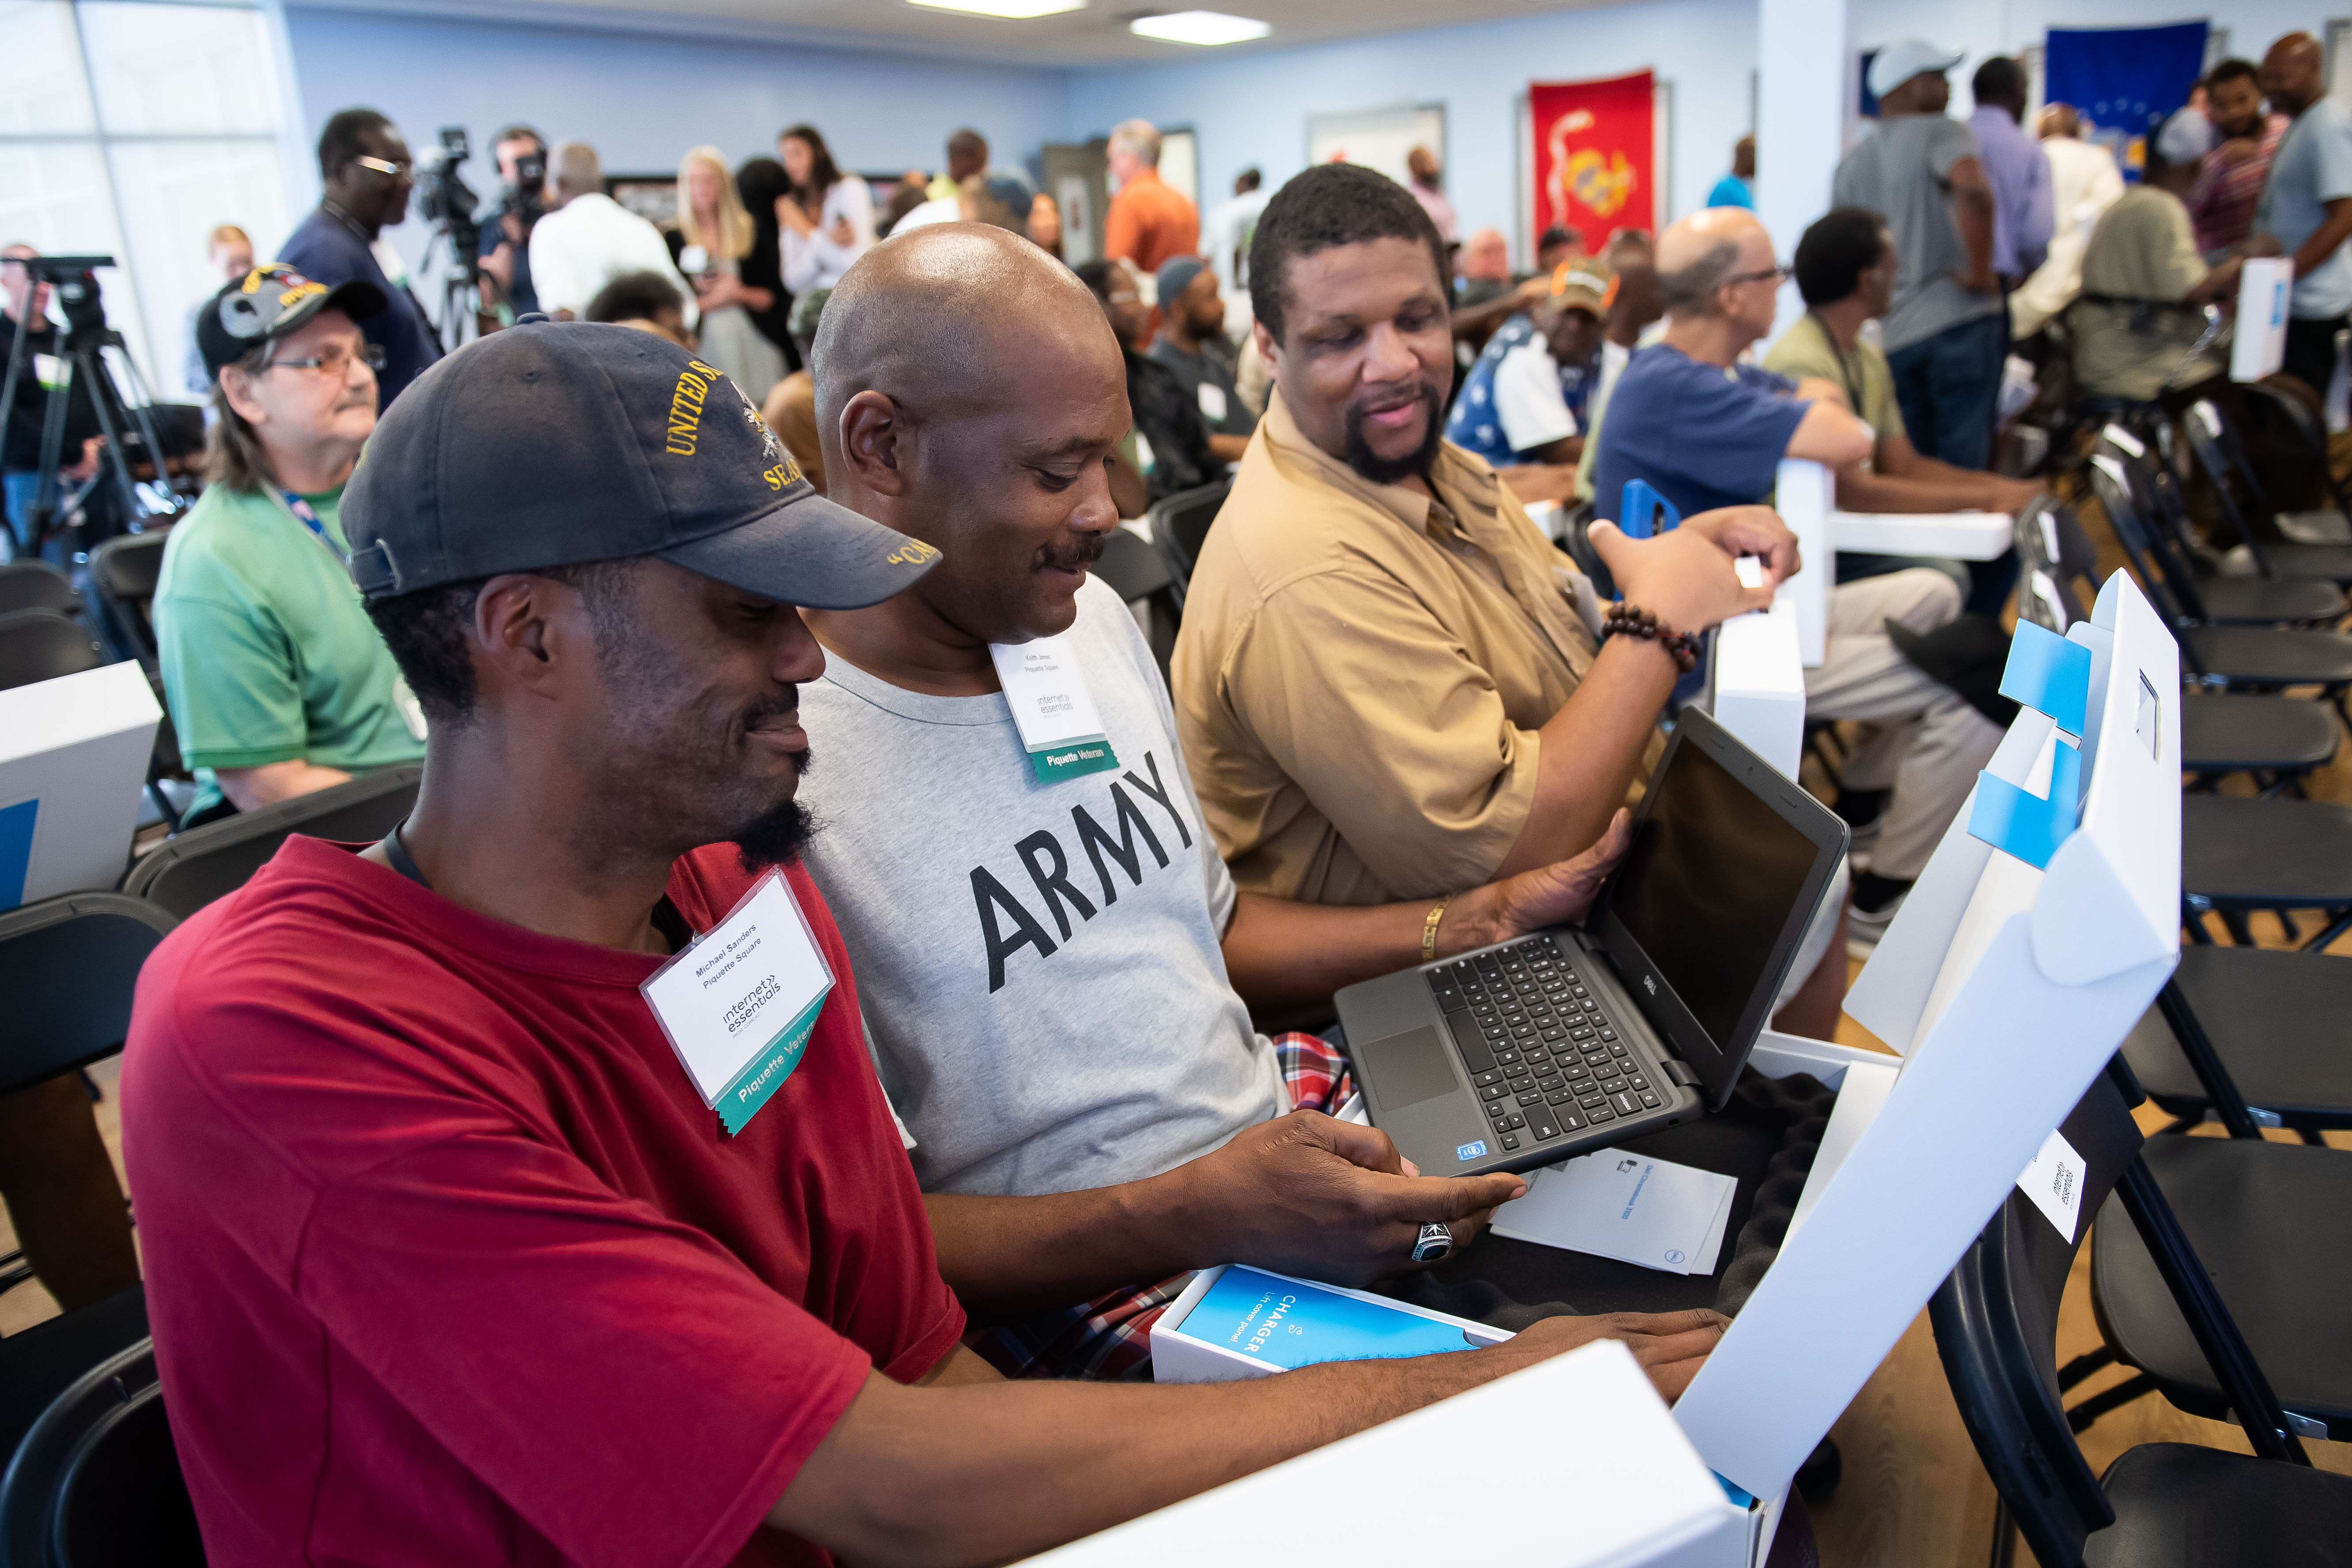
left=197, top=263, right=386, bottom=380
left=342, top=319, right=940, bottom=609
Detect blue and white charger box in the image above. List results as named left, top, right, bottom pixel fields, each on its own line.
left=1151, top=1263, right=1509, bottom=1384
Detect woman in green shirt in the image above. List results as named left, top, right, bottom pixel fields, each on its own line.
left=159, top=263, right=427, bottom=823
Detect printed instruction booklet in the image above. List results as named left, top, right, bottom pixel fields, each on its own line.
left=1490, top=1149, right=1737, bottom=1275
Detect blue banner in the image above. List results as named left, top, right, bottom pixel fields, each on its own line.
left=2045, top=22, right=2209, bottom=179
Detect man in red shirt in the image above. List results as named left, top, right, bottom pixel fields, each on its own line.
left=2192, top=56, right=2288, bottom=256
left=124, top=322, right=1724, bottom=1566
left=1102, top=117, right=1200, bottom=275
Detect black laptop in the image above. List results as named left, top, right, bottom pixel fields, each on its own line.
left=1332, top=707, right=1848, bottom=1179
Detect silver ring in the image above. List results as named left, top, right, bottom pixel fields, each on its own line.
left=1411, top=1221, right=1454, bottom=1263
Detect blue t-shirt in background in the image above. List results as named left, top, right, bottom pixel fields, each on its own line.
left=1706, top=174, right=1754, bottom=210
left=2258, top=97, right=2352, bottom=320
left=1589, top=342, right=1808, bottom=523
left=276, top=208, right=444, bottom=409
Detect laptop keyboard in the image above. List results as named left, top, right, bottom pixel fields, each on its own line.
left=1425, top=935, right=1667, bottom=1154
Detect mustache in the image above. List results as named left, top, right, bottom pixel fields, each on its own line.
left=740, top=689, right=804, bottom=741
left=1035, top=532, right=1107, bottom=574
left=1351, top=379, right=1439, bottom=418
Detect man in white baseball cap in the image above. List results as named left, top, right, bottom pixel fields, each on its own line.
left=1836, top=41, right=2006, bottom=525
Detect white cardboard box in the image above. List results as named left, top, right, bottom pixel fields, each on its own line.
left=1151, top=1264, right=1509, bottom=1384
left=2232, top=256, right=2291, bottom=384
left=1826, top=510, right=2013, bottom=560
left=1018, top=1338, right=1750, bottom=1568
left=0, top=660, right=158, bottom=909
left=1671, top=571, right=2180, bottom=1519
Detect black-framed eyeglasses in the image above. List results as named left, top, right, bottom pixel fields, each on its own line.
left=268, top=342, right=386, bottom=376
left=353, top=154, right=411, bottom=180
left=1724, top=264, right=1791, bottom=288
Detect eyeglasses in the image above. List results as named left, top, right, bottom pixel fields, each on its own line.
left=353, top=155, right=411, bottom=180
left=267, top=342, right=386, bottom=376
left=1724, top=264, right=1791, bottom=288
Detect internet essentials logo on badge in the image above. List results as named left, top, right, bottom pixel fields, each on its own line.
left=1456, top=1140, right=1489, bottom=1162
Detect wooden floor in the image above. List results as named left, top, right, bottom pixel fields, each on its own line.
left=6, top=466, right=2351, bottom=1565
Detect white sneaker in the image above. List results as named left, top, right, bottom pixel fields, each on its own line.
left=1846, top=892, right=1906, bottom=960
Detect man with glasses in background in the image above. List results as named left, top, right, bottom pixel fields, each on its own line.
left=278, top=108, right=444, bottom=407
left=154, top=264, right=425, bottom=827
left=1592, top=207, right=2001, bottom=956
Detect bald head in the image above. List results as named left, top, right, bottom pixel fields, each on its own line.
left=1657, top=207, right=1770, bottom=317
left=805, top=222, right=1130, bottom=649
left=813, top=222, right=1111, bottom=451
left=2263, top=32, right=2326, bottom=115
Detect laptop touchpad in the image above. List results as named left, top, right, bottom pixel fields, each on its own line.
left=1361, top=1026, right=1459, bottom=1112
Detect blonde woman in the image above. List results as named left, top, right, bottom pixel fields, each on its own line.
left=676, top=145, right=786, bottom=402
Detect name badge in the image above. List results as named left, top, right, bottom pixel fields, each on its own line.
left=1197, top=381, right=1228, bottom=424
left=370, top=237, right=411, bottom=290
left=990, top=636, right=1121, bottom=784
left=640, top=869, right=834, bottom=1136
left=34, top=354, right=69, bottom=391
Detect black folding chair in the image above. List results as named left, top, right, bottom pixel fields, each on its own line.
left=120, top=765, right=421, bottom=921
left=0, top=892, right=178, bottom=1300
left=2023, top=487, right=2340, bottom=795
left=87, top=530, right=169, bottom=672
left=1147, top=474, right=1233, bottom=606
left=0, top=1339, right=206, bottom=1567
left=0, top=560, right=80, bottom=619
left=1089, top=527, right=1180, bottom=688
left=2237, top=382, right=2352, bottom=543
left=2123, top=947, right=2352, bottom=1143
left=2091, top=430, right=2346, bottom=626
left=0, top=608, right=107, bottom=690
left=2182, top=399, right=2352, bottom=585
left=2086, top=457, right=2352, bottom=733
left=1932, top=1068, right=2352, bottom=1568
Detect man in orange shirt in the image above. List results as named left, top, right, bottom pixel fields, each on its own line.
left=1103, top=118, right=1200, bottom=275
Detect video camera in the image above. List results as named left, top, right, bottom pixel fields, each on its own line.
left=15, top=254, right=116, bottom=334
left=414, top=125, right=481, bottom=261
left=508, top=145, right=548, bottom=234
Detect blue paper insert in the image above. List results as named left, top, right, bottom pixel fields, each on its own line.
left=0, top=797, right=36, bottom=910
left=1999, top=619, right=2092, bottom=737
left=1185, top=1267, right=1479, bottom=1369
left=1968, top=735, right=2083, bottom=869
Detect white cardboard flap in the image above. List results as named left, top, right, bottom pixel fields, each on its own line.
left=1772, top=459, right=1829, bottom=668
left=2231, top=256, right=2289, bottom=383
left=1706, top=602, right=1806, bottom=781
left=1020, top=1339, right=1744, bottom=1567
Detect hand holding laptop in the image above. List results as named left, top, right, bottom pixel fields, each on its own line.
left=1164, top=1111, right=1529, bottom=1288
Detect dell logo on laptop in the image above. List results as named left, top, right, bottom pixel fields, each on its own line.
left=1643, top=974, right=1657, bottom=996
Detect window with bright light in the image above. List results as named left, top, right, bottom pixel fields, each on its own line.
left=1, top=0, right=301, bottom=401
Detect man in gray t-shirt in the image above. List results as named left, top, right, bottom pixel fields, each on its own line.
left=1833, top=41, right=2004, bottom=470
left=2254, top=30, right=2352, bottom=393
left=794, top=224, right=1643, bottom=1380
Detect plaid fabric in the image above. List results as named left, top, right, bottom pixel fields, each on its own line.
left=968, top=1031, right=1354, bottom=1382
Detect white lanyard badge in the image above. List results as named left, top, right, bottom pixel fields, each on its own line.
left=990, top=635, right=1121, bottom=783
left=640, top=869, right=835, bottom=1136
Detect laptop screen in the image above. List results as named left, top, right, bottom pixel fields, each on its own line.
left=1604, top=722, right=1830, bottom=1062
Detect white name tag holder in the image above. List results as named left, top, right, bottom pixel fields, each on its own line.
left=990, top=636, right=1120, bottom=783
left=640, top=869, right=834, bottom=1136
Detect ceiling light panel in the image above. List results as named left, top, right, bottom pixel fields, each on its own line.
left=1129, top=9, right=1272, bottom=45
left=908, top=0, right=1087, bottom=18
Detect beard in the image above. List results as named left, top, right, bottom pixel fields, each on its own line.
left=732, top=742, right=816, bottom=871
left=1342, top=381, right=1444, bottom=485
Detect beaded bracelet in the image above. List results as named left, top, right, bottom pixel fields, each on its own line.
left=1601, top=601, right=1701, bottom=673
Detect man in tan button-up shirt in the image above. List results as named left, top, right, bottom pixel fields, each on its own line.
left=1175, top=163, right=1794, bottom=915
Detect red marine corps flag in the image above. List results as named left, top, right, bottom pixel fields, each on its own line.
left=1529, top=71, right=1658, bottom=245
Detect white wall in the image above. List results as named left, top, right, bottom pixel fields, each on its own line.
left=1067, top=0, right=1761, bottom=262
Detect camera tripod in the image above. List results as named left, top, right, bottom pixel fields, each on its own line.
left=0, top=257, right=190, bottom=559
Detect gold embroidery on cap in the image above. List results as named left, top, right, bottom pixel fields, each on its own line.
left=886, top=539, right=941, bottom=566
left=666, top=363, right=720, bottom=455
